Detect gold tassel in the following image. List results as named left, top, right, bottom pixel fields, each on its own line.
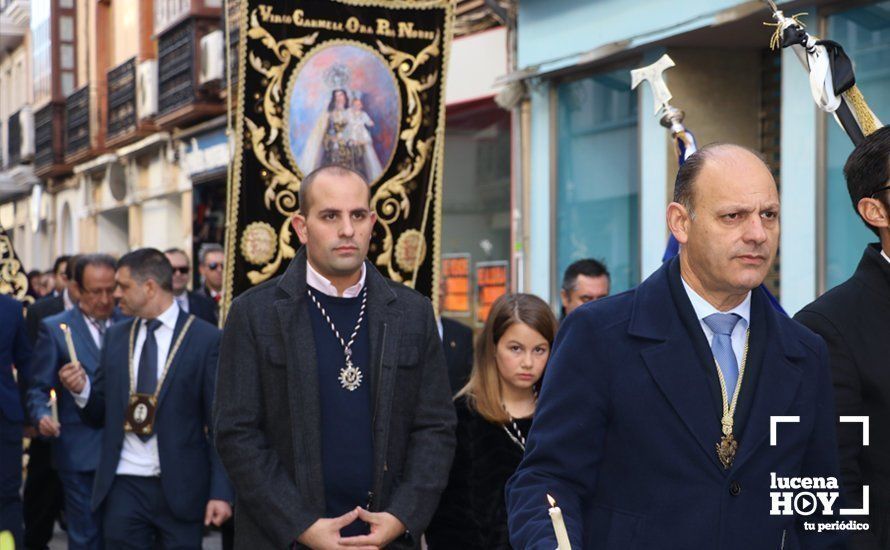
left=842, top=85, right=881, bottom=137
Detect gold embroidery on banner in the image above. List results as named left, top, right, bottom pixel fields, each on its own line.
left=0, top=231, right=32, bottom=303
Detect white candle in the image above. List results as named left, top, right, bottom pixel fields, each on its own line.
left=547, top=494, right=572, bottom=550
left=49, top=389, right=59, bottom=425
left=60, top=323, right=78, bottom=364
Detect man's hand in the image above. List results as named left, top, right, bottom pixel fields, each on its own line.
left=339, top=508, right=406, bottom=549
left=59, top=361, right=86, bottom=394
left=37, top=416, right=61, bottom=438
left=298, top=509, right=376, bottom=550
left=204, top=499, right=232, bottom=527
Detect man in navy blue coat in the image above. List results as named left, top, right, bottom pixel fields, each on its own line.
left=506, top=144, right=846, bottom=549
left=59, top=248, right=232, bottom=548
left=0, top=294, right=31, bottom=546
left=28, top=254, right=124, bottom=549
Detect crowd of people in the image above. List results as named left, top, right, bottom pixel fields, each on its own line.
left=0, top=128, right=888, bottom=549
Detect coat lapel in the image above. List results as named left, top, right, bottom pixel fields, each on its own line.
left=631, top=260, right=726, bottom=473
left=730, top=303, right=804, bottom=472
left=69, top=308, right=101, bottom=366
left=157, top=310, right=190, bottom=408
left=276, top=251, right=326, bottom=508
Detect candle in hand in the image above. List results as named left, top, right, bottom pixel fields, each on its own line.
left=60, top=323, right=79, bottom=364
left=49, top=389, right=59, bottom=425
left=547, top=494, right=572, bottom=550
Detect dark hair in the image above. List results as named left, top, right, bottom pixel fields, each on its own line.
left=843, top=125, right=890, bottom=236
left=299, top=164, right=369, bottom=215
left=561, top=258, right=609, bottom=293
left=74, top=254, right=117, bottom=288
left=27, top=269, right=42, bottom=280
left=673, top=143, right=770, bottom=215
left=327, top=89, right=348, bottom=112
left=197, top=243, right=223, bottom=266
left=65, top=254, right=81, bottom=280
left=458, top=293, right=558, bottom=424
left=118, top=248, right=173, bottom=292
left=52, top=255, right=71, bottom=276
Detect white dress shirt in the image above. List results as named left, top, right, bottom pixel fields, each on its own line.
left=63, top=288, right=75, bottom=311
left=306, top=260, right=366, bottom=298
left=75, top=300, right=180, bottom=477
left=82, top=312, right=110, bottom=349
left=681, top=277, right=751, bottom=372
left=882, top=249, right=890, bottom=265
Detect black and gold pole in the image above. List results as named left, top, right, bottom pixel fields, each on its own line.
left=761, top=0, right=882, bottom=145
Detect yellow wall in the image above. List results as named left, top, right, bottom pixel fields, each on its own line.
left=111, top=0, right=140, bottom=67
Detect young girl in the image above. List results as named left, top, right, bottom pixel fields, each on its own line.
left=426, top=293, right=558, bottom=549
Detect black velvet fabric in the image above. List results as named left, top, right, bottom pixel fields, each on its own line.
left=426, top=396, right=530, bottom=549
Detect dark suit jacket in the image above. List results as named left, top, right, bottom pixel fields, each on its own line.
left=0, top=295, right=31, bottom=423
left=27, top=307, right=125, bottom=472
left=26, top=293, right=64, bottom=344
left=80, top=310, right=233, bottom=521
left=186, top=290, right=218, bottom=326
left=441, top=317, right=473, bottom=395
left=214, top=248, right=457, bottom=549
left=795, top=243, right=890, bottom=550
left=506, top=258, right=845, bottom=550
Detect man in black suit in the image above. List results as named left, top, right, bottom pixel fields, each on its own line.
left=26, top=255, right=77, bottom=343
left=215, top=165, right=456, bottom=549
left=23, top=255, right=74, bottom=550
left=795, top=126, right=890, bottom=549
left=439, top=317, right=473, bottom=395
left=59, top=248, right=233, bottom=548
left=164, top=248, right=218, bottom=325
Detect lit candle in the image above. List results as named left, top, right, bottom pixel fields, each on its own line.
left=60, top=323, right=78, bottom=364
left=49, top=389, right=59, bottom=425
left=547, top=494, right=572, bottom=550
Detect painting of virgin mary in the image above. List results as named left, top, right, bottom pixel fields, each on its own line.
left=288, top=45, right=400, bottom=184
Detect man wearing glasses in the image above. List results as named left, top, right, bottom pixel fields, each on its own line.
left=795, top=126, right=890, bottom=550
left=165, top=249, right=218, bottom=325
left=197, top=243, right=225, bottom=307
left=28, top=254, right=126, bottom=550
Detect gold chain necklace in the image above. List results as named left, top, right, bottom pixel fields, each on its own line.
left=714, top=328, right=750, bottom=469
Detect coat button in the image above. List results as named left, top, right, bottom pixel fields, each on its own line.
left=729, top=481, right=741, bottom=496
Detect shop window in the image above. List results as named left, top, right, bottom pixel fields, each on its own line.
left=556, top=68, right=639, bottom=293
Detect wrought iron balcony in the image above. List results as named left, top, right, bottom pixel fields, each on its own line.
left=33, top=102, right=68, bottom=177
left=107, top=57, right=137, bottom=140
left=65, top=85, right=90, bottom=157
left=158, top=20, right=196, bottom=116
left=7, top=109, right=22, bottom=167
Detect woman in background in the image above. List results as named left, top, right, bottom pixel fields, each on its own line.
left=426, top=293, right=558, bottom=549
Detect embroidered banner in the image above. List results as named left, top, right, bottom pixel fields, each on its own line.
left=0, top=225, right=31, bottom=301
left=223, top=0, right=454, bottom=318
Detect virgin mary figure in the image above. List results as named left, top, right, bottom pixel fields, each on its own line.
left=299, top=89, right=384, bottom=182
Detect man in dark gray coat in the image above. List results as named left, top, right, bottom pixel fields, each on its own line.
left=214, top=165, right=456, bottom=549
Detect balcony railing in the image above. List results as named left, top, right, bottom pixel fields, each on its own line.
left=65, top=85, right=90, bottom=156
left=107, top=57, right=137, bottom=139
left=7, top=109, right=22, bottom=167
left=34, top=102, right=65, bottom=172
left=158, top=20, right=196, bottom=116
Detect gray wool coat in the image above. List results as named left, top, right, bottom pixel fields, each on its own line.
left=213, top=248, right=457, bottom=549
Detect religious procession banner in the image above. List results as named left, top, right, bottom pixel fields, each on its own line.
left=223, top=0, right=454, bottom=319
left=0, top=225, right=31, bottom=302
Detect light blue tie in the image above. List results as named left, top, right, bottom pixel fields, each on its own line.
left=703, top=313, right=741, bottom=399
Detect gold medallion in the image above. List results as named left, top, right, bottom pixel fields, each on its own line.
left=124, top=393, right=158, bottom=436
left=338, top=356, right=363, bottom=391
left=716, top=433, right=738, bottom=469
